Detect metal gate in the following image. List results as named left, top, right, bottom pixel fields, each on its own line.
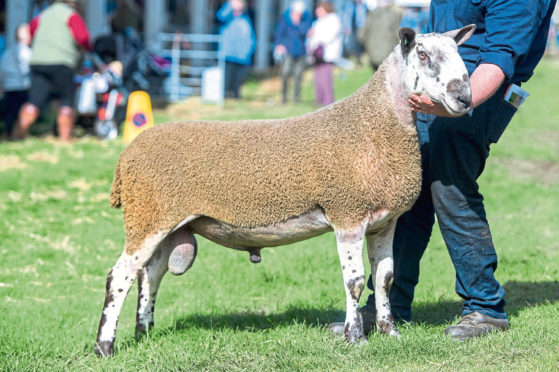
left=152, top=33, right=225, bottom=103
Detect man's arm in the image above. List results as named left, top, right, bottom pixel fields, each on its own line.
left=408, top=63, right=505, bottom=117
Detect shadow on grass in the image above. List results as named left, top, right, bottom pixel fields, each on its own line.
left=161, top=280, right=559, bottom=333
left=412, top=280, right=559, bottom=325
left=166, top=306, right=345, bottom=334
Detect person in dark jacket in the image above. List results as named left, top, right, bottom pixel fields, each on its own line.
left=331, top=0, right=557, bottom=340
left=274, top=1, right=311, bottom=104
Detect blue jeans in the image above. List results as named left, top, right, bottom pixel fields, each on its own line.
left=366, top=85, right=517, bottom=321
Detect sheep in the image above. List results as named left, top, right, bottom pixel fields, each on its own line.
left=94, top=25, right=475, bottom=357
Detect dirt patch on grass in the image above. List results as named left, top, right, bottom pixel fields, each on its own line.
left=69, top=178, right=92, bottom=191
left=254, top=76, right=281, bottom=98
left=0, top=155, right=27, bottom=172
left=164, top=97, right=224, bottom=121
left=26, top=152, right=59, bottom=164
left=495, top=158, right=559, bottom=184
left=534, top=131, right=559, bottom=151
left=30, top=190, right=68, bottom=202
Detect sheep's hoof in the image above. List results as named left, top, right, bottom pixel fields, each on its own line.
left=346, top=333, right=368, bottom=345
left=377, top=320, right=400, bottom=337
left=344, top=323, right=367, bottom=344
left=135, top=321, right=154, bottom=340
left=94, top=341, right=114, bottom=357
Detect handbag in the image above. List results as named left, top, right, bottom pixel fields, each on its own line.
left=312, top=44, right=325, bottom=65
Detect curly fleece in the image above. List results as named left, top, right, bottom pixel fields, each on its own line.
left=111, top=64, right=422, bottom=254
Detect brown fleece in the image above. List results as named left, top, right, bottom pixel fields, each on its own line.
left=113, top=64, right=422, bottom=254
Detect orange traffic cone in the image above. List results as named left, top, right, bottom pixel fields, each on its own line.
left=123, top=91, right=155, bottom=144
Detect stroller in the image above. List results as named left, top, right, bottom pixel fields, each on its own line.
left=75, top=31, right=169, bottom=140
left=75, top=36, right=126, bottom=140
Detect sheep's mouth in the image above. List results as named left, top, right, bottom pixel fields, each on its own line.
left=426, top=96, right=462, bottom=115
left=440, top=97, right=470, bottom=116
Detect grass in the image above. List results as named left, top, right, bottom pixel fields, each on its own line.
left=0, top=60, right=558, bottom=371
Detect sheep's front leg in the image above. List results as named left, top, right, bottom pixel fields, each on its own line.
left=335, top=225, right=367, bottom=343
left=366, top=220, right=399, bottom=336
left=135, top=244, right=172, bottom=339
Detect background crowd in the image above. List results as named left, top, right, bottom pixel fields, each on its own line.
left=0, top=0, right=558, bottom=142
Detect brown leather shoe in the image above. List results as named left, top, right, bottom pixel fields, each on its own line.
left=444, top=311, right=509, bottom=341
left=328, top=305, right=377, bottom=336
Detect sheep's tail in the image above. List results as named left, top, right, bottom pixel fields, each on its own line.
left=110, top=157, right=122, bottom=209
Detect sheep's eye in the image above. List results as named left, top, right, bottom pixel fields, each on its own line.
left=418, top=51, right=428, bottom=60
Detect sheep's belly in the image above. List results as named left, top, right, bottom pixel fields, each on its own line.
left=188, top=209, right=332, bottom=249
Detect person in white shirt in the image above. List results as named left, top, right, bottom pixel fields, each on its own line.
left=0, top=24, right=32, bottom=139
left=306, top=2, right=342, bottom=106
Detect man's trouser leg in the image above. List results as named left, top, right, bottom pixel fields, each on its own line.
left=292, top=56, right=306, bottom=103
left=224, top=61, right=235, bottom=98
left=280, top=55, right=294, bottom=103
left=428, top=88, right=516, bottom=320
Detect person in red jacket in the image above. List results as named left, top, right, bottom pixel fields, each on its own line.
left=13, top=0, right=92, bottom=142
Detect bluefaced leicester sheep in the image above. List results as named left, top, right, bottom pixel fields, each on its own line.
left=94, top=25, right=476, bottom=356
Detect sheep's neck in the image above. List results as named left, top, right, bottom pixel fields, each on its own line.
left=385, top=51, right=415, bottom=127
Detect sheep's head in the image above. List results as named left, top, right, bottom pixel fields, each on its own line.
left=399, top=25, right=476, bottom=116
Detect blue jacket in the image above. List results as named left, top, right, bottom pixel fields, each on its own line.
left=217, top=2, right=257, bottom=65
left=429, top=0, right=556, bottom=84
left=274, top=9, right=312, bottom=58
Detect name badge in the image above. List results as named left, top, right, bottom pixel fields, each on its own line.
left=504, top=84, right=530, bottom=109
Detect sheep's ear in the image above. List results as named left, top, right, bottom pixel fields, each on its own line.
left=399, top=28, right=416, bottom=55
left=444, top=24, right=476, bottom=46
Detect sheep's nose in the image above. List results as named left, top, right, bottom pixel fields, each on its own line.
left=447, top=78, right=472, bottom=110
left=458, top=96, right=471, bottom=110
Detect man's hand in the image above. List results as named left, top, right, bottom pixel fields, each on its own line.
left=408, top=94, right=456, bottom=117
left=409, top=63, right=506, bottom=117
left=275, top=44, right=287, bottom=55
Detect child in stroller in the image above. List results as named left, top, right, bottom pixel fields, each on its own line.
left=75, top=31, right=169, bottom=139
left=75, top=35, right=126, bottom=140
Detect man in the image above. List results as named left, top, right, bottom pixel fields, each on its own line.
left=13, top=0, right=92, bottom=142
left=274, top=1, right=311, bottom=104
left=359, top=0, right=402, bottom=71
left=331, top=0, right=556, bottom=340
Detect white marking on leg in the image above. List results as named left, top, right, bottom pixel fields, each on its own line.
left=335, top=221, right=367, bottom=343
left=367, top=220, right=399, bottom=336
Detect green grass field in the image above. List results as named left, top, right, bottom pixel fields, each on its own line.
left=1, top=59, right=558, bottom=371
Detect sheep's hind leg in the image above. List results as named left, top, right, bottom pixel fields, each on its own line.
left=335, top=224, right=367, bottom=343
left=135, top=244, right=172, bottom=338
left=136, top=228, right=197, bottom=338
left=366, top=220, right=399, bottom=337
left=94, top=251, right=140, bottom=357
left=94, top=233, right=165, bottom=357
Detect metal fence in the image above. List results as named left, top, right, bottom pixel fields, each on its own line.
left=152, top=33, right=225, bottom=103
